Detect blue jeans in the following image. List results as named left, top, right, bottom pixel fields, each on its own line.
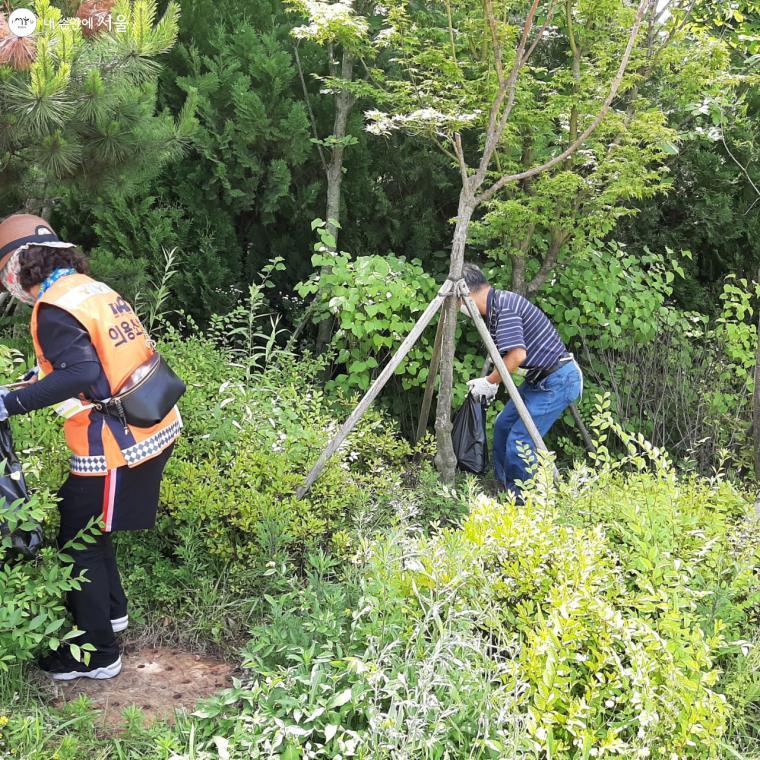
left=493, top=361, right=582, bottom=498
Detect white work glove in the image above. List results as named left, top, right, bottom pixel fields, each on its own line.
left=467, top=376, right=499, bottom=403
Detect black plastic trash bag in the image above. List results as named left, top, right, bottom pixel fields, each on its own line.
left=0, top=420, right=42, bottom=559
left=452, top=392, right=489, bottom=475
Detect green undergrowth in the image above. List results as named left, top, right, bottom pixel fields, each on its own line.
left=1, top=318, right=463, bottom=663
left=0, top=344, right=98, bottom=673
left=2, top=428, right=759, bottom=758
left=1, top=327, right=759, bottom=758
left=165, top=438, right=759, bottom=759
left=115, top=323, right=462, bottom=648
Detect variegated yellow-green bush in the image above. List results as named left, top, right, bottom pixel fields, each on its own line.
left=180, top=427, right=757, bottom=758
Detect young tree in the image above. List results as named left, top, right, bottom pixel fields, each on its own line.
left=285, top=0, right=387, bottom=244
left=0, top=0, right=194, bottom=218
left=362, top=0, right=718, bottom=482
left=284, top=0, right=393, bottom=350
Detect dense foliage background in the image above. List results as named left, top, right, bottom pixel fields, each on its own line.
left=3, top=0, right=758, bottom=461
left=0, top=0, right=758, bottom=757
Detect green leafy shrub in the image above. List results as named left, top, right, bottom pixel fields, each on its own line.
left=296, top=221, right=484, bottom=425
left=0, top=346, right=89, bottom=669
left=403, top=505, right=733, bottom=756
left=0, top=498, right=90, bottom=671
left=569, top=395, right=759, bottom=642
left=119, top=318, right=427, bottom=640
left=159, top=352, right=417, bottom=560
left=177, top=419, right=758, bottom=758
left=538, top=241, right=687, bottom=346
left=542, top=246, right=758, bottom=473
left=186, top=540, right=524, bottom=758
left=722, top=631, right=760, bottom=755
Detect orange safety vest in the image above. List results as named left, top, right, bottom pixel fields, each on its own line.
left=30, top=274, right=182, bottom=476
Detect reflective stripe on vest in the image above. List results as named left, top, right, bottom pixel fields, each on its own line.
left=30, top=274, right=182, bottom=474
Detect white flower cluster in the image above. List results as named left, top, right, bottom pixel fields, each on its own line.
left=291, top=0, right=369, bottom=40
left=374, top=25, right=394, bottom=46
left=364, top=107, right=481, bottom=135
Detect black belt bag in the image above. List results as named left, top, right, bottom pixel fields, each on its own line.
left=95, top=353, right=186, bottom=429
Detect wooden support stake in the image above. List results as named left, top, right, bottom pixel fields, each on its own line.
left=569, top=402, right=595, bottom=453
left=460, top=283, right=559, bottom=479
left=414, top=309, right=445, bottom=443
left=297, top=280, right=454, bottom=498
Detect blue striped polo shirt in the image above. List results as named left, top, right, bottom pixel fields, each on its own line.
left=487, top=288, right=567, bottom=384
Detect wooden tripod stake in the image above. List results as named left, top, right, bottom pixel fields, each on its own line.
left=414, top=307, right=445, bottom=443
left=297, top=278, right=553, bottom=498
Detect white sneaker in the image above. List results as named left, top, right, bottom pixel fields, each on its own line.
left=111, top=614, right=128, bottom=634
left=40, top=654, right=123, bottom=681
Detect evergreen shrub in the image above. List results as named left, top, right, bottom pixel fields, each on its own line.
left=118, top=319, right=429, bottom=634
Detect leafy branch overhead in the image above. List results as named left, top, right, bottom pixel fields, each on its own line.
left=356, top=0, right=736, bottom=300
left=366, top=0, right=663, bottom=187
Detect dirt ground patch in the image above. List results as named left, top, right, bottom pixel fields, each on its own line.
left=51, top=644, right=234, bottom=731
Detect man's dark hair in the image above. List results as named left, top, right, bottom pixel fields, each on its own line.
left=462, top=262, right=490, bottom=292
left=18, top=245, right=89, bottom=289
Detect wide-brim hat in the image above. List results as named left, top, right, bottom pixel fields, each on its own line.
left=0, top=214, right=75, bottom=272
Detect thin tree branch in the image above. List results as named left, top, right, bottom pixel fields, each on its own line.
left=327, top=41, right=338, bottom=78
left=720, top=108, right=760, bottom=206
left=476, top=0, right=655, bottom=205
left=566, top=0, right=581, bottom=151
left=526, top=227, right=570, bottom=296
left=454, top=132, right=469, bottom=188
left=653, top=0, right=693, bottom=27
left=430, top=133, right=460, bottom=165
left=358, top=54, right=382, bottom=89
left=521, top=0, right=560, bottom=65
left=475, top=0, right=542, bottom=185
left=649, top=0, right=696, bottom=64
left=445, top=0, right=458, bottom=64
left=484, top=0, right=505, bottom=83
left=293, top=40, right=327, bottom=174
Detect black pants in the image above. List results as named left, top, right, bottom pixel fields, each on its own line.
left=56, top=445, right=174, bottom=662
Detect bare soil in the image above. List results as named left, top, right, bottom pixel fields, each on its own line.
left=50, top=644, right=234, bottom=731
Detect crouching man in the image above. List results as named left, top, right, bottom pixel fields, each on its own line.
left=462, top=263, right=582, bottom=500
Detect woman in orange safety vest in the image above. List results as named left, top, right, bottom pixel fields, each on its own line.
left=0, top=214, right=181, bottom=681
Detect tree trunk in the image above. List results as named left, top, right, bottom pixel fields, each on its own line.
left=316, top=51, right=355, bottom=354
left=512, top=252, right=527, bottom=295
left=525, top=229, right=569, bottom=297
left=434, top=193, right=475, bottom=483
left=325, top=53, right=354, bottom=240
left=434, top=293, right=459, bottom=482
